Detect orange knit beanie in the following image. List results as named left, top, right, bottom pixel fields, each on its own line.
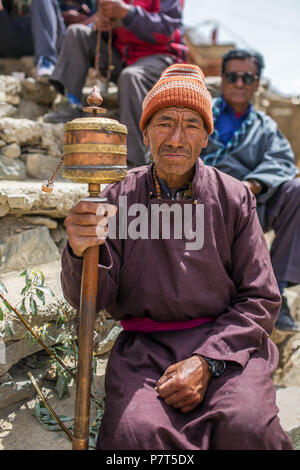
left=139, top=63, right=214, bottom=135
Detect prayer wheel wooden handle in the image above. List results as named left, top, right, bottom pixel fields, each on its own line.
left=73, top=239, right=101, bottom=450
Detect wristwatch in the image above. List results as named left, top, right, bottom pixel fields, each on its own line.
left=203, top=357, right=226, bottom=377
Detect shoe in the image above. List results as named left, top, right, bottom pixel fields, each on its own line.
left=36, top=56, right=55, bottom=83
left=275, top=296, right=300, bottom=332
left=43, top=103, right=84, bottom=123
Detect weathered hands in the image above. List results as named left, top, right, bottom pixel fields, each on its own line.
left=156, top=355, right=212, bottom=414
left=94, top=14, right=118, bottom=31
left=64, top=200, right=117, bottom=258
left=100, top=0, right=131, bottom=20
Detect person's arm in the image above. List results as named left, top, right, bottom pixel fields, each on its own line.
left=0, top=1, right=4, bottom=11
left=156, top=186, right=281, bottom=413
left=243, top=117, right=298, bottom=199
left=101, top=0, right=183, bottom=43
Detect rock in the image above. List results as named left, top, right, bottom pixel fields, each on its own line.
left=0, top=259, right=72, bottom=306
left=0, top=118, right=63, bottom=158
left=0, top=103, right=17, bottom=119
left=0, top=180, right=89, bottom=218
left=273, top=334, right=300, bottom=387
left=21, top=78, right=57, bottom=105
left=0, top=226, right=60, bottom=274
left=0, top=321, right=74, bottom=377
left=1, top=143, right=21, bottom=159
left=276, top=387, right=300, bottom=450
left=0, top=201, right=9, bottom=217
left=25, top=153, right=63, bottom=180
left=94, top=320, right=123, bottom=356
left=0, top=57, right=35, bottom=77
left=23, top=216, right=58, bottom=230
left=17, top=100, right=48, bottom=120
left=0, top=300, right=77, bottom=344
left=0, top=117, right=42, bottom=146
left=0, top=368, right=46, bottom=410
left=50, top=224, right=68, bottom=252
left=0, top=140, right=5, bottom=148
left=0, top=75, right=21, bottom=105
left=0, top=156, right=26, bottom=180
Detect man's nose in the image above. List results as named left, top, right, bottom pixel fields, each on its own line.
left=235, top=76, right=245, bottom=87
left=168, top=124, right=185, bottom=146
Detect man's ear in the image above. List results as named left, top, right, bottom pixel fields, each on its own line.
left=143, top=128, right=149, bottom=146
left=202, top=132, right=208, bottom=149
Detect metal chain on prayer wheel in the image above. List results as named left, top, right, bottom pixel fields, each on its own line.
left=43, top=86, right=127, bottom=450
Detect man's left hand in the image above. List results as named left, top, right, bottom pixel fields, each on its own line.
left=156, top=355, right=212, bottom=414
left=100, top=0, right=131, bottom=19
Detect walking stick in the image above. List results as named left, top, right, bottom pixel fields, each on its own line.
left=42, top=87, right=127, bottom=450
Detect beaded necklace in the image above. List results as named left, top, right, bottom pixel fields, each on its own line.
left=152, top=164, right=162, bottom=199
left=152, top=164, right=195, bottom=201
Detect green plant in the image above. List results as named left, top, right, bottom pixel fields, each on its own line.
left=0, top=269, right=105, bottom=447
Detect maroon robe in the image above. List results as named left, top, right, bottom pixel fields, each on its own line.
left=61, top=159, right=293, bottom=450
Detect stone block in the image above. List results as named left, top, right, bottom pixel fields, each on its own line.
left=0, top=156, right=26, bottom=180
left=23, top=216, right=58, bottom=230
left=1, top=143, right=21, bottom=159
left=0, top=322, right=71, bottom=376
left=276, top=387, right=300, bottom=450
left=0, top=368, right=46, bottom=410
left=25, top=153, right=63, bottom=180
left=0, top=226, right=60, bottom=274
left=0, top=103, right=17, bottom=119
left=21, top=78, right=57, bottom=105
left=0, top=180, right=88, bottom=218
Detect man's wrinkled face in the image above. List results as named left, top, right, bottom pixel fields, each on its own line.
left=221, top=59, right=259, bottom=109
left=143, top=107, right=208, bottom=179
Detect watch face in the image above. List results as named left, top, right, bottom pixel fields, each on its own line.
left=213, top=361, right=225, bottom=376
left=205, top=358, right=226, bottom=377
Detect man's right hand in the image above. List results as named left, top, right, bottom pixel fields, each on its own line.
left=64, top=200, right=117, bottom=258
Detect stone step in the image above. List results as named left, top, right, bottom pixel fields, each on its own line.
left=276, top=386, right=300, bottom=449
left=0, top=179, right=89, bottom=218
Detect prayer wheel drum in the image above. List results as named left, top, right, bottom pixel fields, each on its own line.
left=63, top=116, right=127, bottom=185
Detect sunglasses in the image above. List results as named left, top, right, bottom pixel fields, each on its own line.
left=224, top=71, right=259, bottom=85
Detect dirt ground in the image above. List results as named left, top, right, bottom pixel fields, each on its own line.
left=0, top=356, right=108, bottom=450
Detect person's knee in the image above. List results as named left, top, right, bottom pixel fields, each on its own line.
left=224, top=391, right=278, bottom=447
left=118, top=66, right=140, bottom=89
left=65, top=23, right=90, bottom=40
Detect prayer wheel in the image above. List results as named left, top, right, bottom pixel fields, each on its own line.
left=63, top=87, right=127, bottom=450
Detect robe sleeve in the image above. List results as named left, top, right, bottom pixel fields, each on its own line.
left=193, top=188, right=281, bottom=368
left=122, top=0, right=183, bottom=44
left=60, top=238, right=121, bottom=312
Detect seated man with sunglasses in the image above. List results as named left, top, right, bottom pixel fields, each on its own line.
left=201, top=48, right=300, bottom=333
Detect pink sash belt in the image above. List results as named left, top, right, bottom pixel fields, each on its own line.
left=120, top=316, right=214, bottom=333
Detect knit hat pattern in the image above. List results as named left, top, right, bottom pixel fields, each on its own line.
left=139, top=64, right=214, bottom=135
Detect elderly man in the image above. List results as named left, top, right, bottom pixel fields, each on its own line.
left=44, top=0, right=187, bottom=167
left=61, top=64, right=292, bottom=450
left=201, top=49, right=300, bottom=333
